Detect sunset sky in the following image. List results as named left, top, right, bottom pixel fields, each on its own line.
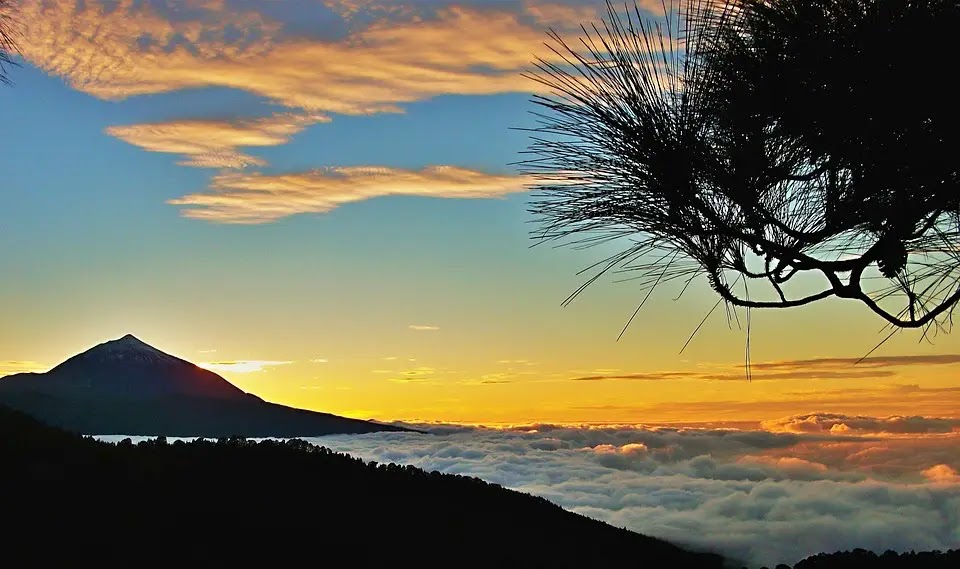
left=2, top=0, right=959, bottom=425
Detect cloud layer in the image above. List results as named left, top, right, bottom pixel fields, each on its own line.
left=763, top=413, right=960, bottom=435
left=567, top=354, right=960, bottom=383
left=106, top=113, right=327, bottom=168
left=169, top=166, right=529, bottom=222
left=20, top=0, right=588, bottom=113
left=16, top=0, right=620, bottom=221
left=302, top=417, right=960, bottom=567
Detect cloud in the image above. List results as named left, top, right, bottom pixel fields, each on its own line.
left=106, top=113, right=327, bottom=169
left=16, top=0, right=638, bottom=222
left=310, top=358, right=329, bottom=364
left=571, top=371, right=699, bottom=381
left=523, top=0, right=603, bottom=25
left=922, top=464, right=960, bottom=484
left=565, top=354, right=960, bottom=384
left=388, top=366, right=438, bottom=383
left=307, top=420, right=960, bottom=567
left=568, top=369, right=898, bottom=382
left=321, top=0, right=418, bottom=22
left=169, top=166, right=529, bottom=223
left=408, top=325, right=440, bottom=331
left=763, top=413, right=960, bottom=435
left=751, top=354, right=960, bottom=370
left=574, top=385, right=960, bottom=424
left=196, top=360, right=293, bottom=373
left=19, top=0, right=582, bottom=115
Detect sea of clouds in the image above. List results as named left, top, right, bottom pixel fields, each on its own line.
left=100, top=412, right=960, bottom=567
left=306, top=414, right=960, bottom=567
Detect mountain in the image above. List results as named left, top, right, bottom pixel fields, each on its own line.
left=0, top=334, right=410, bottom=437
left=0, top=404, right=726, bottom=568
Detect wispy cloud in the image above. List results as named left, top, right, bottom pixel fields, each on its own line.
left=751, top=354, right=960, bottom=370
left=566, top=354, right=960, bottom=383
left=568, top=369, right=897, bottom=382
left=106, top=113, right=327, bottom=169
left=571, top=371, right=702, bottom=382
left=408, top=324, right=440, bottom=331
left=389, top=366, right=438, bottom=383
left=197, top=360, right=293, bottom=373
left=574, top=385, right=960, bottom=423
left=169, top=166, right=528, bottom=223
left=523, top=0, right=607, bottom=26
left=310, top=358, right=329, bottom=364
left=18, top=0, right=614, bottom=222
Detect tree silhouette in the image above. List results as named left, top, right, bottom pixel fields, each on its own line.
left=0, top=0, right=20, bottom=84
left=522, top=0, right=960, bottom=339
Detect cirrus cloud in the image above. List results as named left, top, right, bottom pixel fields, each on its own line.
left=196, top=360, right=293, bottom=373
left=169, top=165, right=529, bottom=223
left=19, top=0, right=589, bottom=115
left=106, top=113, right=328, bottom=169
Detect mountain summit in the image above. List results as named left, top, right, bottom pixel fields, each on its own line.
left=62, top=334, right=185, bottom=366
left=35, top=334, right=248, bottom=401
left=0, top=335, right=409, bottom=437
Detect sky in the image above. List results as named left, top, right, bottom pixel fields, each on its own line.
left=1, top=0, right=960, bottom=426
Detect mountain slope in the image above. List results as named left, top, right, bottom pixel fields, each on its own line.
left=0, top=335, right=409, bottom=436
left=0, top=405, right=726, bottom=568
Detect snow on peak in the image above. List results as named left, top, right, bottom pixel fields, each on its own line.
left=79, top=334, right=183, bottom=366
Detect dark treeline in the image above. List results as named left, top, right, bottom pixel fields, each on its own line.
left=1, top=405, right=723, bottom=568
left=3, top=405, right=955, bottom=568
left=789, top=549, right=960, bottom=569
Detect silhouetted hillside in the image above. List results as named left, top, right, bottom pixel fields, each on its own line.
left=0, top=405, right=725, bottom=567
left=791, top=548, right=960, bottom=569
left=0, top=335, right=410, bottom=436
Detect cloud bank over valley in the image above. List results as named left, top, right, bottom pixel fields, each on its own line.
left=309, top=415, right=960, bottom=567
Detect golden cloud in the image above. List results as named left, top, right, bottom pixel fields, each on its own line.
left=169, top=165, right=529, bottom=223
left=750, top=354, right=960, bottom=370
left=921, top=464, right=960, bottom=484
left=567, top=353, right=960, bottom=383
left=568, top=369, right=897, bottom=382
left=573, top=385, right=960, bottom=424
left=106, top=113, right=327, bottom=168
left=761, top=413, right=960, bottom=435
left=19, top=0, right=585, bottom=115
left=523, top=1, right=604, bottom=26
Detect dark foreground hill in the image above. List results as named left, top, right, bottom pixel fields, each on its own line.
left=0, top=405, right=724, bottom=568
left=0, top=334, right=409, bottom=436
left=790, top=549, right=960, bottom=569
